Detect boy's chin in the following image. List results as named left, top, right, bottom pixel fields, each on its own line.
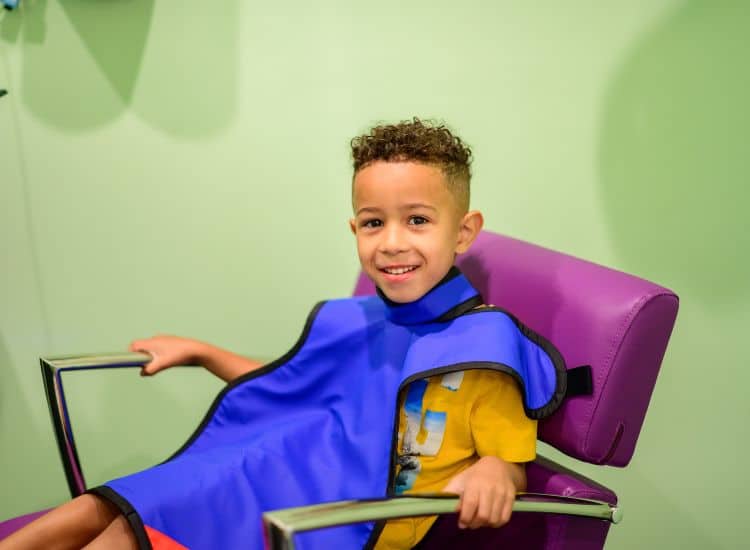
left=378, top=285, right=427, bottom=304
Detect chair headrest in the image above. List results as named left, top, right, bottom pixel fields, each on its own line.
left=353, top=231, right=678, bottom=466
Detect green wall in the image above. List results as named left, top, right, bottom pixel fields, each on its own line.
left=1, top=1, right=748, bottom=548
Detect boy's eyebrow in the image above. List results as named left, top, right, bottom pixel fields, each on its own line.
left=403, top=203, right=437, bottom=212
left=355, top=203, right=437, bottom=216
left=355, top=206, right=382, bottom=216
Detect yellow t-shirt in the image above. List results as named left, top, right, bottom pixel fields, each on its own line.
left=375, top=369, right=537, bottom=550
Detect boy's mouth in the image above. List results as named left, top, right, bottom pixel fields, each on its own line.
left=380, top=265, right=419, bottom=276
left=382, top=265, right=417, bottom=275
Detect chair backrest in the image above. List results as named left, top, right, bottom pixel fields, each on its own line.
left=353, top=231, right=678, bottom=467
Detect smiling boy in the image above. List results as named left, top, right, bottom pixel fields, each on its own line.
left=349, top=120, right=536, bottom=548
left=0, top=119, right=558, bottom=550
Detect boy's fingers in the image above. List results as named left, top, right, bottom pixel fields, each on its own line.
left=488, top=492, right=505, bottom=527
left=139, top=354, right=161, bottom=376
left=469, top=490, right=492, bottom=529
left=130, top=340, right=154, bottom=356
left=458, top=490, right=479, bottom=529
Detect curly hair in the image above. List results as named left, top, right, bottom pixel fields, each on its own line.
left=350, top=118, right=472, bottom=212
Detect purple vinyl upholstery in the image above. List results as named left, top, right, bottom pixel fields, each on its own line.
left=0, top=511, right=48, bottom=540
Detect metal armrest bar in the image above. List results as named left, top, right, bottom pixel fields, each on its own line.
left=41, top=352, right=153, bottom=497
left=262, top=494, right=622, bottom=550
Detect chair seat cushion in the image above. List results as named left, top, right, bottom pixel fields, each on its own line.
left=0, top=510, right=50, bottom=540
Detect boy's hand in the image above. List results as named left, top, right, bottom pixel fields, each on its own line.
left=442, top=456, right=523, bottom=529
left=129, top=335, right=205, bottom=376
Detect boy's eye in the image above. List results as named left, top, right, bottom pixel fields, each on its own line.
left=408, top=216, right=429, bottom=226
left=361, top=219, right=383, bottom=228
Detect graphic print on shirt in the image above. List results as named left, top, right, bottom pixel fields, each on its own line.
left=394, top=373, right=464, bottom=494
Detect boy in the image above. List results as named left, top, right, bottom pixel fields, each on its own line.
left=1, top=118, right=562, bottom=549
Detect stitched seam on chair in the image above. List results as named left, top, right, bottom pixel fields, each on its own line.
left=601, top=423, right=625, bottom=464
left=582, top=292, right=652, bottom=459
left=582, top=291, right=673, bottom=460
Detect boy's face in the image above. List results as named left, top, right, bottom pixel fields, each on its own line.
left=350, top=161, right=483, bottom=303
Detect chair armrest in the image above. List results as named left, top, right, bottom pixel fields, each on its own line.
left=414, top=456, right=620, bottom=550
left=42, top=351, right=271, bottom=498
left=41, top=352, right=153, bottom=497
left=262, top=493, right=621, bottom=550
left=528, top=455, right=618, bottom=504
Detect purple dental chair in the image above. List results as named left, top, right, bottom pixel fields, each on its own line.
left=0, top=231, right=679, bottom=549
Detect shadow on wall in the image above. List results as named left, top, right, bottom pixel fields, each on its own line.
left=597, top=0, right=750, bottom=309
left=0, top=0, right=238, bottom=138
left=0, top=334, right=73, bottom=518
left=0, top=335, right=32, bottom=432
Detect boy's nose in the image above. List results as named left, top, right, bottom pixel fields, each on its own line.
left=379, top=225, right=409, bottom=255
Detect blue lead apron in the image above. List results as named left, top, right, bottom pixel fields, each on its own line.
left=90, top=268, right=567, bottom=549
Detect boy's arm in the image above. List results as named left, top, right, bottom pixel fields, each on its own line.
left=442, top=456, right=526, bottom=529
left=443, top=371, right=536, bottom=529
left=130, top=335, right=264, bottom=382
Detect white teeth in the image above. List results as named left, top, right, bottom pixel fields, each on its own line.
left=384, top=266, right=417, bottom=275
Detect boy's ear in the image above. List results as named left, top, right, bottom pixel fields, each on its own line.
left=455, top=210, right=484, bottom=254
left=349, top=218, right=357, bottom=235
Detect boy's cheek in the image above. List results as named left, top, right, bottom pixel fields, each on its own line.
left=355, top=242, right=370, bottom=261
